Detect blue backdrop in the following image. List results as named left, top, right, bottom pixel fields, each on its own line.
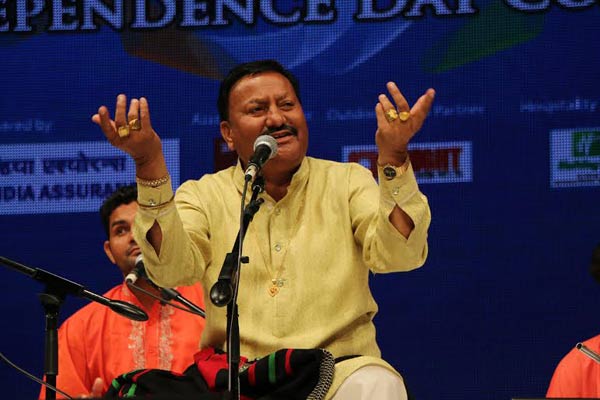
left=1, top=1, right=600, bottom=399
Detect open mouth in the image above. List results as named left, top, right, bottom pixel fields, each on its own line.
left=263, top=124, right=298, bottom=140
left=271, top=130, right=295, bottom=140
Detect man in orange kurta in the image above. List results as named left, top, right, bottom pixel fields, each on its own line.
left=547, top=244, right=600, bottom=398
left=39, top=186, right=205, bottom=399
left=547, top=334, right=600, bottom=398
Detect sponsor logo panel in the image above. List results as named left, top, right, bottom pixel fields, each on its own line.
left=0, top=140, right=180, bottom=215
left=342, top=141, right=472, bottom=184
left=550, top=128, right=600, bottom=188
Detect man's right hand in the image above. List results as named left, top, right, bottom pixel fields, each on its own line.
left=77, top=377, right=104, bottom=398
left=92, top=94, right=168, bottom=180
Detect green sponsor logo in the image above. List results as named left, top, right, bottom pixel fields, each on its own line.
left=572, top=130, right=600, bottom=157
left=557, top=130, right=600, bottom=172
left=558, top=161, right=598, bottom=171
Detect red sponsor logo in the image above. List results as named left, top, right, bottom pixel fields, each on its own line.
left=347, top=147, right=464, bottom=178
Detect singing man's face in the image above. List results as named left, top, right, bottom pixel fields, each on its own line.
left=220, top=71, right=309, bottom=175
left=103, top=201, right=140, bottom=276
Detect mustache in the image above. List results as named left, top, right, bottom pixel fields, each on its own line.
left=261, top=124, right=298, bottom=137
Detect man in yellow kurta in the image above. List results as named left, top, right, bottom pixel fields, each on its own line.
left=93, top=60, right=435, bottom=399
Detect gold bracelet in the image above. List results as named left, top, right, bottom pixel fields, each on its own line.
left=136, top=174, right=170, bottom=188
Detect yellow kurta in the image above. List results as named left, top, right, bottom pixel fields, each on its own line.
left=134, top=156, right=430, bottom=397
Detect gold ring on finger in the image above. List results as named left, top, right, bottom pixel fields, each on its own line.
left=117, top=125, right=130, bottom=138
left=384, top=109, right=399, bottom=123
left=128, top=118, right=142, bottom=131
left=399, top=111, right=410, bottom=122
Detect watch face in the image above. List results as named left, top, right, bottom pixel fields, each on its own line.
left=383, top=166, right=397, bottom=180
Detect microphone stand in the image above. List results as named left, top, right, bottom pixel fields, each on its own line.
left=577, top=342, right=600, bottom=364
left=0, top=255, right=148, bottom=400
left=209, top=176, right=265, bottom=400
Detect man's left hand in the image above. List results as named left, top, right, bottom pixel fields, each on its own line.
left=375, top=83, right=435, bottom=166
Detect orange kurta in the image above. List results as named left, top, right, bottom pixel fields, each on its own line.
left=39, top=283, right=205, bottom=399
left=547, top=334, right=600, bottom=398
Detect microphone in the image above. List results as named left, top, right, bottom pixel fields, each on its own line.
left=125, top=255, right=206, bottom=317
left=244, top=135, right=278, bottom=182
left=125, top=254, right=145, bottom=284
left=161, top=287, right=206, bottom=317
left=83, top=290, right=148, bottom=321
left=576, top=342, right=600, bottom=364
left=0, top=255, right=148, bottom=321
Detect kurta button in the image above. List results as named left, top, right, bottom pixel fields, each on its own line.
left=148, top=198, right=157, bottom=206
left=274, top=243, right=282, bottom=252
left=274, top=207, right=281, bottom=215
left=392, top=187, right=400, bottom=196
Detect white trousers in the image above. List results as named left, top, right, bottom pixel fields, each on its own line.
left=331, top=365, right=408, bottom=400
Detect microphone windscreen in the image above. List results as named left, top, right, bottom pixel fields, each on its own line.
left=253, top=135, right=278, bottom=159
left=124, top=272, right=137, bottom=284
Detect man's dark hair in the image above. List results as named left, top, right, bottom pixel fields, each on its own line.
left=100, top=185, right=137, bottom=238
left=217, top=60, right=301, bottom=122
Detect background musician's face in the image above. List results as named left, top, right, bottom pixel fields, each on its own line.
left=103, top=201, right=140, bottom=276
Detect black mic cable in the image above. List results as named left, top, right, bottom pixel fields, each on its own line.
left=0, top=351, right=74, bottom=400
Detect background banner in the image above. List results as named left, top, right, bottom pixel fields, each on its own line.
left=1, top=1, right=599, bottom=399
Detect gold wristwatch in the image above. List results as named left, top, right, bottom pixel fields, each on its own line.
left=380, top=157, right=410, bottom=180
